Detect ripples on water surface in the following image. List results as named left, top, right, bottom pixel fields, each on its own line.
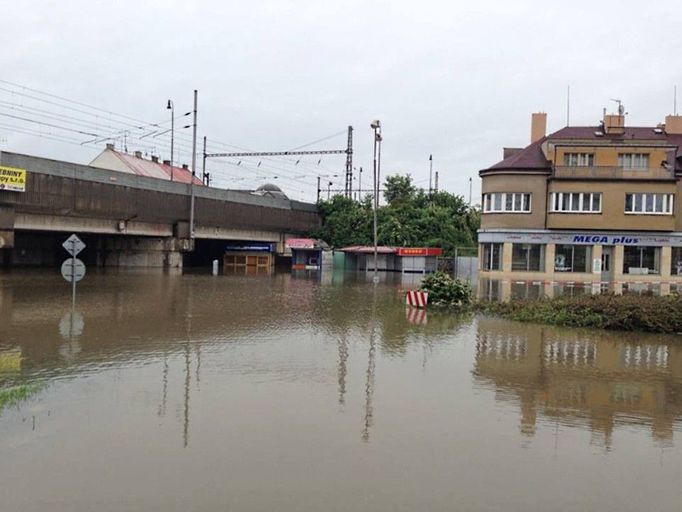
left=1, top=269, right=682, bottom=511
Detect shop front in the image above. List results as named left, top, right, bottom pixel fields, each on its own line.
left=478, top=230, right=682, bottom=282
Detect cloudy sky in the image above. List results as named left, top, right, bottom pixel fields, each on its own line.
left=1, top=0, right=681, bottom=202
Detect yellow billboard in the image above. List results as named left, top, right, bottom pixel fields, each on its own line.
left=0, top=165, right=26, bottom=192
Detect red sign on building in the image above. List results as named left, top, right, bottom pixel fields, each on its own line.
left=397, top=247, right=443, bottom=257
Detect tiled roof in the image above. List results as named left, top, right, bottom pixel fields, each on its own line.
left=484, top=138, right=550, bottom=172
left=482, top=126, right=682, bottom=173
left=112, top=151, right=203, bottom=185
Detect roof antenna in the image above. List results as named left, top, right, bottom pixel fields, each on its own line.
left=610, top=98, right=625, bottom=116
left=674, top=85, right=678, bottom=116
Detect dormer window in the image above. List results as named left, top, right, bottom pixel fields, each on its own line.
left=563, top=153, right=594, bottom=166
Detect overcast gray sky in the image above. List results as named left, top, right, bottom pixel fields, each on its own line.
left=1, top=0, right=681, bottom=202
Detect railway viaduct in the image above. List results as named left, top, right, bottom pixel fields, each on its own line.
left=0, top=151, right=320, bottom=268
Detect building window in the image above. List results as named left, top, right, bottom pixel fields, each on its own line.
left=550, top=192, right=602, bottom=213
left=672, top=248, right=682, bottom=275
left=563, top=153, right=594, bottom=166
left=481, top=243, right=503, bottom=271
left=618, top=153, right=649, bottom=169
left=511, top=244, right=544, bottom=272
left=555, top=244, right=592, bottom=273
left=482, top=192, right=531, bottom=213
left=624, top=193, right=673, bottom=214
left=623, top=246, right=660, bottom=275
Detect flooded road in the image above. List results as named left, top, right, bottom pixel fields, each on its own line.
left=2, top=270, right=682, bottom=511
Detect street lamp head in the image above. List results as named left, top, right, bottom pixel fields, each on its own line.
left=166, top=99, right=172, bottom=110
left=370, top=120, right=381, bottom=129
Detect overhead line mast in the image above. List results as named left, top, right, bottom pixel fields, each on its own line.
left=204, top=126, right=354, bottom=198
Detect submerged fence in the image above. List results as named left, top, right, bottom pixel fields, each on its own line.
left=437, top=247, right=478, bottom=281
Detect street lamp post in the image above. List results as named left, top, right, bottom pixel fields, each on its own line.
left=167, top=100, right=174, bottom=182
left=370, top=120, right=382, bottom=283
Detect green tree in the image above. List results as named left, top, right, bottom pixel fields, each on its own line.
left=313, top=173, right=479, bottom=255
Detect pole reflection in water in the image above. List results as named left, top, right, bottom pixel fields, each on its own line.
left=337, top=334, right=348, bottom=406
left=2, top=271, right=682, bottom=511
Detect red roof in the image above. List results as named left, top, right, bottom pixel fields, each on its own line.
left=112, top=151, right=203, bottom=185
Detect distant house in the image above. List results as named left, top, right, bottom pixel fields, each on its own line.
left=89, top=144, right=204, bottom=185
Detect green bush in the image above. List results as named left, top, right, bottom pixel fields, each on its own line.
left=479, top=293, right=682, bottom=333
left=419, top=271, right=473, bottom=309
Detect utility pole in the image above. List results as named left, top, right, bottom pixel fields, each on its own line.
left=316, top=176, right=321, bottom=202
left=202, top=136, right=207, bottom=185
left=344, top=126, right=353, bottom=198
left=371, top=120, right=382, bottom=283
left=167, top=100, right=174, bottom=181
left=327, top=181, right=332, bottom=200
left=428, top=154, right=433, bottom=196
left=189, top=90, right=197, bottom=241
left=435, top=171, right=439, bottom=193
left=468, top=176, right=473, bottom=207
left=358, top=167, right=363, bottom=201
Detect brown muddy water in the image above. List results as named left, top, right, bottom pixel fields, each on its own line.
left=1, top=270, right=682, bottom=511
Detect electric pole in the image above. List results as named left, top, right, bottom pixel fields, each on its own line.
left=189, top=90, right=197, bottom=240
left=344, top=126, right=353, bottom=198
left=428, top=154, right=433, bottom=196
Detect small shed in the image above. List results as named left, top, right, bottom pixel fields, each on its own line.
left=339, top=246, right=442, bottom=274
left=286, top=238, right=331, bottom=270
left=223, top=242, right=276, bottom=272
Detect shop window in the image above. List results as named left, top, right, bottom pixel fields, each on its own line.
left=555, top=244, right=591, bottom=273
left=481, top=243, right=503, bottom=271
left=672, top=248, right=682, bottom=275
left=511, top=244, right=544, bottom=272
left=623, top=246, right=660, bottom=275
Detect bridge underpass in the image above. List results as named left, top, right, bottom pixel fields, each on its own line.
left=0, top=151, right=320, bottom=268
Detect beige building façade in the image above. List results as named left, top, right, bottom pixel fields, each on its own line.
left=479, top=107, right=682, bottom=283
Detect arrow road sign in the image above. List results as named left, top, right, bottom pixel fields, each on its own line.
left=62, top=234, right=85, bottom=256
left=61, top=258, right=86, bottom=283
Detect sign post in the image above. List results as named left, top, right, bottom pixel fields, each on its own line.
left=61, top=234, right=86, bottom=306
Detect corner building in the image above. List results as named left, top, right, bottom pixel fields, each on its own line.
left=479, top=110, right=682, bottom=283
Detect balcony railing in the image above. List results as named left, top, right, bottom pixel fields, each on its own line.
left=553, top=165, right=675, bottom=180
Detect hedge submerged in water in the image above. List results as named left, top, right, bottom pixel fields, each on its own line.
left=479, top=293, right=682, bottom=334
left=419, top=271, right=473, bottom=309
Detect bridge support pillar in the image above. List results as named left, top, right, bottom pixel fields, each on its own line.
left=97, top=237, right=189, bottom=268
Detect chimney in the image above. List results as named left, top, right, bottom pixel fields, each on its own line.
left=603, top=113, right=625, bottom=135
left=503, top=147, right=522, bottom=159
left=530, top=113, right=547, bottom=143
left=182, top=164, right=189, bottom=170
left=105, top=143, right=115, bottom=151
left=134, top=151, right=142, bottom=158
left=665, top=115, right=682, bottom=135
left=163, top=159, right=171, bottom=166
left=151, top=155, right=158, bottom=163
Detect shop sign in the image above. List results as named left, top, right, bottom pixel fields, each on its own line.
left=0, top=165, right=26, bottom=192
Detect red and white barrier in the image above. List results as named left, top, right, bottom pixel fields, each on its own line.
left=406, top=290, right=428, bottom=308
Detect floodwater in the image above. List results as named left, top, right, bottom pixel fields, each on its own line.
left=2, top=270, right=682, bottom=512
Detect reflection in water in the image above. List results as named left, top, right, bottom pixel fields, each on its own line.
left=2, top=270, right=682, bottom=511
left=474, top=317, right=682, bottom=448
left=478, top=277, right=682, bottom=301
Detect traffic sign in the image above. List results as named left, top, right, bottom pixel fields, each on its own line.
left=61, top=258, right=86, bottom=283
left=62, top=234, right=85, bottom=256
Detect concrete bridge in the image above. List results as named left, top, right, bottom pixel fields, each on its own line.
left=0, top=151, right=320, bottom=267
